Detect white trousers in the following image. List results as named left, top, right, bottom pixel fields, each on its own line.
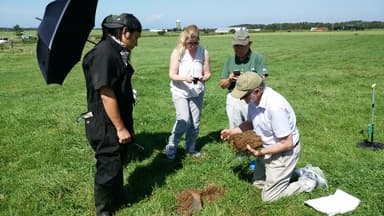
left=167, top=92, right=204, bottom=152
left=226, top=93, right=248, bottom=128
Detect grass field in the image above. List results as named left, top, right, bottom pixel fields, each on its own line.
left=1, top=30, right=384, bottom=215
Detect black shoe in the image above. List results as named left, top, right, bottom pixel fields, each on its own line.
left=97, top=211, right=113, bottom=216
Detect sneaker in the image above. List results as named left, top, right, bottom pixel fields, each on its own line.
left=188, top=150, right=201, bottom=157
left=294, top=164, right=314, bottom=177
left=294, top=168, right=304, bottom=176
left=166, top=145, right=176, bottom=160
left=252, top=180, right=265, bottom=189
left=302, top=165, right=328, bottom=189
left=298, top=175, right=317, bottom=192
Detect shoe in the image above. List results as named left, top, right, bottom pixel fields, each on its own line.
left=166, top=145, right=176, bottom=160
left=252, top=180, right=265, bottom=189
left=97, top=212, right=113, bottom=216
left=302, top=165, right=328, bottom=189
left=295, top=164, right=314, bottom=176
left=188, top=150, right=201, bottom=157
left=298, top=175, right=317, bottom=192
left=294, top=168, right=304, bottom=176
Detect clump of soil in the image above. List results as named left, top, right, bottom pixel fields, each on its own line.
left=228, top=130, right=263, bottom=152
left=176, top=184, right=226, bottom=216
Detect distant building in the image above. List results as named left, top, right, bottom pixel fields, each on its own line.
left=149, top=29, right=167, bottom=32
left=214, top=27, right=247, bottom=33
left=176, top=19, right=181, bottom=31
left=310, top=27, right=329, bottom=32
left=249, top=28, right=261, bottom=32
left=0, top=37, right=8, bottom=44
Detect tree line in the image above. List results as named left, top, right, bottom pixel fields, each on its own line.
left=232, top=20, right=384, bottom=31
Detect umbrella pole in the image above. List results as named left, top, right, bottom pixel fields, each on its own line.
left=369, top=83, right=376, bottom=143
left=357, top=83, right=384, bottom=150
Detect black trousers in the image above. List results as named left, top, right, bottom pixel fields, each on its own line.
left=85, top=113, right=130, bottom=215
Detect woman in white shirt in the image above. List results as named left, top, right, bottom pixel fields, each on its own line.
left=165, top=24, right=211, bottom=159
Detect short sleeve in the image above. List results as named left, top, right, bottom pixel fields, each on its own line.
left=90, top=49, right=119, bottom=90
left=221, top=56, right=232, bottom=79
left=270, top=106, right=291, bottom=139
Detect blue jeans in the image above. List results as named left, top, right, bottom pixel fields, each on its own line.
left=167, top=92, right=204, bottom=153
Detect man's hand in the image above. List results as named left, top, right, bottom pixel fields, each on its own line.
left=220, top=129, right=232, bottom=141
left=117, top=128, right=132, bottom=144
left=246, top=145, right=264, bottom=157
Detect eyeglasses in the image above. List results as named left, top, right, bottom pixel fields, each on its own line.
left=241, top=89, right=254, bottom=100
left=187, top=41, right=199, bottom=45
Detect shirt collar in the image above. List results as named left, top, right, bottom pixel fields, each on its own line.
left=235, top=49, right=252, bottom=64
left=257, top=87, right=269, bottom=109
left=107, top=35, right=130, bottom=65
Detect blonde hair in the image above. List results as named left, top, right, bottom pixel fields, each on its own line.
left=175, top=24, right=200, bottom=61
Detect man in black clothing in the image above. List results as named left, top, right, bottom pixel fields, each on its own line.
left=82, top=13, right=141, bottom=215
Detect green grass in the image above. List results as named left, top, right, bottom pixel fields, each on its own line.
left=1, top=30, right=384, bottom=215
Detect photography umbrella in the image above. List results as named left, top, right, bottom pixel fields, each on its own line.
left=36, top=0, right=98, bottom=84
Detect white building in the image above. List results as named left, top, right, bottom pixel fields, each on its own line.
left=214, top=27, right=247, bottom=33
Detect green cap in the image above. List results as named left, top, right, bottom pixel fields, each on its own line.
left=231, top=72, right=262, bottom=99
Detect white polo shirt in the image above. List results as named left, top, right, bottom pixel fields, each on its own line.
left=247, top=87, right=300, bottom=147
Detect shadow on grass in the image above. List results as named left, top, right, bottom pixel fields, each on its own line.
left=123, top=153, right=185, bottom=205
left=195, top=129, right=222, bottom=151
left=121, top=131, right=185, bottom=206
left=124, top=132, right=170, bottom=163
left=232, top=163, right=253, bottom=183
left=120, top=130, right=223, bottom=207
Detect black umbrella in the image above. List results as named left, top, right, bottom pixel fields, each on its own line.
left=36, top=0, right=98, bottom=84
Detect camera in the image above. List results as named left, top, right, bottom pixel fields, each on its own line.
left=192, top=77, right=199, bottom=84
left=233, top=70, right=241, bottom=76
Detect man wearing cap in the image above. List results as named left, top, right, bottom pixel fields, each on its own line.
left=82, top=13, right=141, bottom=215
left=220, top=72, right=327, bottom=202
left=220, top=30, right=268, bottom=129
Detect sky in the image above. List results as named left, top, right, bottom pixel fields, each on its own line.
left=0, top=0, right=383, bottom=29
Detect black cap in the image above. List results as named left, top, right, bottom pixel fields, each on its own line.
left=102, top=13, right=142, bottom=32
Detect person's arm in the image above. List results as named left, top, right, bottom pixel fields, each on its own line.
left=247, top=134, right=294, bottom=157
left=219, top=74, right=237, bottom=89
left=99, top=86, right=131, bottom=144
left=169, top=49, right=193, bottom=83
left=219, top=58, right=238, bottom=89
left=201, top=49, right=211, bottom=82
left=220, top=121, right=253, bottom=141
left=239, top=121, right=253, bottom=131
left=219, top=57, right=233, bottom=89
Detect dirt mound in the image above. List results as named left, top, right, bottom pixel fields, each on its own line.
left=176, top=184, right=226, bottom=215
